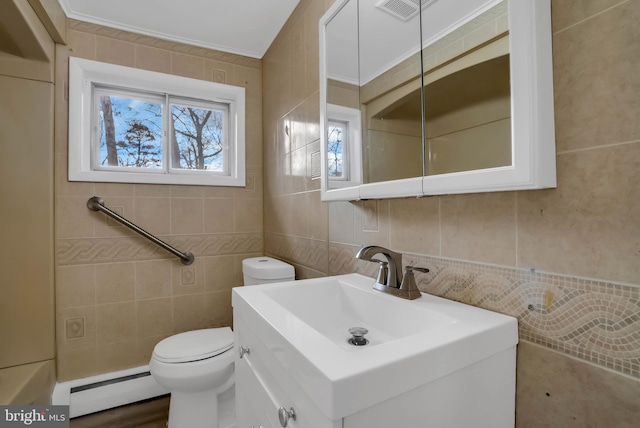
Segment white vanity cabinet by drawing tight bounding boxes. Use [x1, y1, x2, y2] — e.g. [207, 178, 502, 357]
[232, 275, 518, 428]
[234, 309, 516, 428]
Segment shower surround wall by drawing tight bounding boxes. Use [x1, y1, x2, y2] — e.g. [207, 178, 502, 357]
[0, 0, 59, 405]
[262, 0, 639, 426]
[55, 20, 263, 381]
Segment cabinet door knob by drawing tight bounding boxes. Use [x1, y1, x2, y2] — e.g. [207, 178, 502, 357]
[278, 406, 296, 427]
[238, 346, 250, 359]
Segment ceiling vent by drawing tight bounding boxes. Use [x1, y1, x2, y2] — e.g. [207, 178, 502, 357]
[375, 0, 439, 21]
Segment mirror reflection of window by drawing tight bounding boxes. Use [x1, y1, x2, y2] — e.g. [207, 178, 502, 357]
[328, 120, 348, 180]
[326, 103, 362, 188]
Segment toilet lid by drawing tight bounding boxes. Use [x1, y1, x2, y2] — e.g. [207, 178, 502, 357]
[152, 327, 234, 363]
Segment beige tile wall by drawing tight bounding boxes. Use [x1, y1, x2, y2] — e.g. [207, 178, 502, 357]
[55, 20, 263, 381]
[262, 0, 639, 425]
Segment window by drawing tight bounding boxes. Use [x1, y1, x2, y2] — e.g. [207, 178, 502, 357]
[326, 103, 362, 188]
[327, 120, 348, 179]
[69, 57, 245, 186]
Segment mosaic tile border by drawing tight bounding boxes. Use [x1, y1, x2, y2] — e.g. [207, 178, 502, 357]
[329, 243, 640, 379]
[264, 232, 328, 273]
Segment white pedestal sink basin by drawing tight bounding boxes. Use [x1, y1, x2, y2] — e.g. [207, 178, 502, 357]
[232, 273, 518, 426]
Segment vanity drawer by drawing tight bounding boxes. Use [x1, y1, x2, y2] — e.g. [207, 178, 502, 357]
[235, 358, 282, 428]
[235, 313, 298, 428]
[234, 311, 338, 428]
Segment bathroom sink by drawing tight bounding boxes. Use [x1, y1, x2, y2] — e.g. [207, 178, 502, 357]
[260, 276, 457, 349]
[232, 273, 518, 420]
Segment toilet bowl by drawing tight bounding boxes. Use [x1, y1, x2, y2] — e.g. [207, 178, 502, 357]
[149, 257, 294, 428]
[150, 328, 235, 428]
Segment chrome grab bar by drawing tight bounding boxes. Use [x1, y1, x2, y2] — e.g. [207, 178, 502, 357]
[87, 196, 194, 265]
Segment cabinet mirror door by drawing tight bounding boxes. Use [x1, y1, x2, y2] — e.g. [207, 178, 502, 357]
[321, 0, 362, 200]
[357, 0, 424, 186]
[321, 0, 425, 200]
[418, 0, 556, 195]
[320, 0, 556, 201]
[420, 0, 510, 177]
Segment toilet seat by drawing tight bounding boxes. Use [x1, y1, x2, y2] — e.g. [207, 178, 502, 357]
[152, 327, 234, 363]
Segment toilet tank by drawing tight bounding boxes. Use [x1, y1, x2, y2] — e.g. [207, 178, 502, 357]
[242, 257, 295, 286]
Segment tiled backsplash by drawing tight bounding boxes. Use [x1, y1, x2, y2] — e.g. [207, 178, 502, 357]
[409, 254, 640, 379]
[326, 243, 640, 380]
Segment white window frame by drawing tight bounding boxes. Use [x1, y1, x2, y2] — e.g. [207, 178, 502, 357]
[69, 57, 245, 187]
[325, 103, 362, 188]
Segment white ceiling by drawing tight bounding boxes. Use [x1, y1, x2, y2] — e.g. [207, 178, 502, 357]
[56, 0, 300, 59]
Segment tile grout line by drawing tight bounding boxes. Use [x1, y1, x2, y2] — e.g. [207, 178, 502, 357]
[552, 0, 630, 36]
[438, 196, 442, 257]
[514, 192, 519, 269]
[556, 139, 640, 156]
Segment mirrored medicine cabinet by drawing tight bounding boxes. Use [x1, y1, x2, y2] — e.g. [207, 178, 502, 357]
[319, 0, 556, 201]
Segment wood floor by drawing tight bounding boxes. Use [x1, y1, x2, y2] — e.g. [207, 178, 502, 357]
[70, 396, 169, 428]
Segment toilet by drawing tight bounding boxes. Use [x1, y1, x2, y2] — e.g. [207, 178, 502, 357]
[149, 256, 294, 428]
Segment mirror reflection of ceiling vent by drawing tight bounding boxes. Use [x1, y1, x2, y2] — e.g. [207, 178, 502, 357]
[375, 0, 439, 21]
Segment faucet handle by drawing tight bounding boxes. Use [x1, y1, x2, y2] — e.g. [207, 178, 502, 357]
[405, 266, 429, 274]
[398, 266, 429, 299]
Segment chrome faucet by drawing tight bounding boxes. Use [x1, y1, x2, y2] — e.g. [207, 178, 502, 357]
[355, 246, 428, 300]
[355, 245, 403, 288]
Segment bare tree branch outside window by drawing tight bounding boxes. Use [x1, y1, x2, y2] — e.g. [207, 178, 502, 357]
[327, 124, 345, 178]
[171, 105, 224, 171]
[97, 91, 226, 173]
[100, 96, 118, 166]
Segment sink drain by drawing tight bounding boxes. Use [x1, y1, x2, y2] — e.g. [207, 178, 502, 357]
[348, 337, 369, 346]
[348, 327, 369, 346]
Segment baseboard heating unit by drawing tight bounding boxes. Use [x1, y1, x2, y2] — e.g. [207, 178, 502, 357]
[52, 365, 169, 418]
